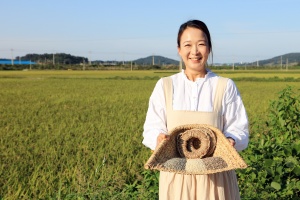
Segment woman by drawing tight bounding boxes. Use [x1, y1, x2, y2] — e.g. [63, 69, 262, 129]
[142, 20, 249, 200]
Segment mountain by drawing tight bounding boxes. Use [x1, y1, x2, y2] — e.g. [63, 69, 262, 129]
[249, 53, 300, 66]
[18, 53, 88, 64]
[133, 53, 300, 67]
[4, 52, 298, 67]
[133, 55, 179, 65]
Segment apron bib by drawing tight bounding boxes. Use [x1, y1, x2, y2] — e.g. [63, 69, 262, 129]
[159, 77, 240, 200]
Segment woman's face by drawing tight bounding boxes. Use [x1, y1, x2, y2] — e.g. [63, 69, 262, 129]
[178, 27, 210, 73]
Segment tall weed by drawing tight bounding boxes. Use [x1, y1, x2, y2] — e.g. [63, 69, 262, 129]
[239, 86, 300, 199]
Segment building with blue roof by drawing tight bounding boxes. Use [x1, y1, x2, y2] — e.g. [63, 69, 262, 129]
[0, 59, 36, 65]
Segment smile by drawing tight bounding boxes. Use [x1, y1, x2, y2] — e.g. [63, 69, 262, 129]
[190, 57, 202, 61]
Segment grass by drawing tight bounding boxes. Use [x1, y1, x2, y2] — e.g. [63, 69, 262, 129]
[0, 70, 300, 199]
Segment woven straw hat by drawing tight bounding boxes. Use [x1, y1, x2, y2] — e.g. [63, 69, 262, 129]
[144, 124, 247, 175]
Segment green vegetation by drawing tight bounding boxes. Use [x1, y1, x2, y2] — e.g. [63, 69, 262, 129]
[2, 52, 300, 70]
[239, 86, 300, 199]
[18, 53, 88, 65]
[0, 70, 299, 199]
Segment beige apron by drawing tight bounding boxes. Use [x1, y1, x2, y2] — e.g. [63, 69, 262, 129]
[159, 77, 240, 200]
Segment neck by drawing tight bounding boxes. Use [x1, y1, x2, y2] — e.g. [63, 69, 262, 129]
[184, 69, 207, 81]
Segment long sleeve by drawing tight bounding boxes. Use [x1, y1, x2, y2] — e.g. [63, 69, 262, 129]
[142, 79, 168, 150]
[222, 79, 249, 151]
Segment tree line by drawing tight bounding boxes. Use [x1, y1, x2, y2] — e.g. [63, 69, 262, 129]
[17, 53, 89, 65]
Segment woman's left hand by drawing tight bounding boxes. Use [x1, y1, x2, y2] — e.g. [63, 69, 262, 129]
[227, 137, 236, 146]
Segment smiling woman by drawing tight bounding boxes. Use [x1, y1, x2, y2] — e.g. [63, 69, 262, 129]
[177, 21, 212, 80]
[142, 20, 249, 200]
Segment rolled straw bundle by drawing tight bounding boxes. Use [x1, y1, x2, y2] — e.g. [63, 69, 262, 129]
[144, 124, 247, 175]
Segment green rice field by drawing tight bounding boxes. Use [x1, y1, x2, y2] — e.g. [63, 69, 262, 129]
[0, 70, 299, 199]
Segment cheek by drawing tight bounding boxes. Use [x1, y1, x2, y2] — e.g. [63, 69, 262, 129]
[202, 47, 210, 57]
[178, 49, 187, 57]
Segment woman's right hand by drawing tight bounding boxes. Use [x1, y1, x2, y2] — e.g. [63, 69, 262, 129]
[156, 133, 169, 149]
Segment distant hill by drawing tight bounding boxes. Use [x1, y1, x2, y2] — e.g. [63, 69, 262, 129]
[133, 55, 179, 65]
[3, 52, 298, 67]
[18, 53, 88, 65]
[249, 53, 300, 66]
[131, 53, 300, 66]
[92, 55, 179, 66]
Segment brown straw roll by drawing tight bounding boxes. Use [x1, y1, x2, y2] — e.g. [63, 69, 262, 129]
[144, 124, 247, 175]
[177, 129, 209, 159]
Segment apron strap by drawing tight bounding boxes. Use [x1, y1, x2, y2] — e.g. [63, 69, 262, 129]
[213, 77, 229, 112]
[162, 77, 173, 113]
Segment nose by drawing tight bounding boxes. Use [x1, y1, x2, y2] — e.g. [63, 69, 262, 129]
[191, 44, 198, 55]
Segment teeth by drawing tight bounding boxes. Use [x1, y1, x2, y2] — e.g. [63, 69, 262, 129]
[190, 58, 201, 60]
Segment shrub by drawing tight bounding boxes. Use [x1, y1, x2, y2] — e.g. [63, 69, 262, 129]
[120, 170, 159, 200]
[239, 86, 300, 199]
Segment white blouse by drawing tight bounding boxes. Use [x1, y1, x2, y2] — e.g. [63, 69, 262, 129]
[142, 70, 249, 151]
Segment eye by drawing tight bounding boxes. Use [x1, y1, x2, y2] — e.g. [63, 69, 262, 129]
[184, 44, 191, 47]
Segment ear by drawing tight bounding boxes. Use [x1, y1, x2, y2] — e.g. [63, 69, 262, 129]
[177, 46, 181, 56]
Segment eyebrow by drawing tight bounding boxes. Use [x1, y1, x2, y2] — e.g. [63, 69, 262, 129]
[182, 39, 206, 44]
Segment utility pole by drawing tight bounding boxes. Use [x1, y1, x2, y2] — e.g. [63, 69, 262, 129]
[280, 56, 282, 70]
[286, 58, 288, 70]
[232, 55, 235, 70]
[179, 58, 182, 71]
[11, 49, 14, 66]
[131, 61, 133, 71]
[152, 54, 154, 65]
[53, 53, 55, 65]
[89, 51, 92, 65]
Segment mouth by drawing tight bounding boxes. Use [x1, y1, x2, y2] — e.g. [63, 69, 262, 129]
[189, 57, 202, 62]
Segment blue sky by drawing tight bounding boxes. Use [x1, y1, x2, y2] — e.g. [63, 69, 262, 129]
[1, 0, 299, 63]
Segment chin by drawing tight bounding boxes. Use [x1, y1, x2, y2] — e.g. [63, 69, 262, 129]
[187, 63, 205, 70]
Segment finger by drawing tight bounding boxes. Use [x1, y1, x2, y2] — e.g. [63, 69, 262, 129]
[227, 138, 235, 146]
[161, 134, 169, 139]
[156, 134, 169, 148]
